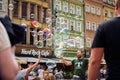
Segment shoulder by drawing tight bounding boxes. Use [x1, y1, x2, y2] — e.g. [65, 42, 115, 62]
[19, 69, 27, 74]
[72, 59, 77, 62]
[38, 69, 44, 72]
[82, 58, 89, 63]
[15, 69, 27, 79]
[0, 21, 11, 51]
[71, 59, 77, 64]
[99, 17, 118, 30]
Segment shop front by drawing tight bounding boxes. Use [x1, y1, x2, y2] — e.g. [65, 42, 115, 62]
[15, 44, 62, 64]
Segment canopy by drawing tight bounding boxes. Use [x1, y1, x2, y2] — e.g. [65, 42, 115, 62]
[15, 57, 62, 64]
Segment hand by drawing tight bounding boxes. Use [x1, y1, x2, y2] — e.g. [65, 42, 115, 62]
[59, 55, 64, 60]
[37, 55, 41, 63]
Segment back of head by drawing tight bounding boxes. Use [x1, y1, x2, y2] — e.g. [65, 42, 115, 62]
[48, 73, 55, 80]
[32, 76, 40, 80]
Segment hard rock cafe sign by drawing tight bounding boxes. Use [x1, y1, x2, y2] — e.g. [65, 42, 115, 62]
[15, 44, 52, 58]
[21, 49, 50, 57]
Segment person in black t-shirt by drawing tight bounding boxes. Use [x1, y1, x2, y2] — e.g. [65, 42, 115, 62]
[88, 0, 120, 80]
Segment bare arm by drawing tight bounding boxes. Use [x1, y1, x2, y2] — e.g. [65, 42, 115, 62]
[0, 47, 19, 80]
[60, 56, 72, 66]
[88, 48, 104, 80]
[0, 21, 19, 80]
[26, 55, 41, 73]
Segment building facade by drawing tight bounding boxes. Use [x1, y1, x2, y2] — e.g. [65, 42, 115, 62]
[8, 0, 54, 61]
[53, 0, 84, 59]
[84, 0, 115, 57]
[84, 0, 103, 57]
[0, 0, 8, 15]
[6, 0, 115, 62]
[103, 0, 115, 21]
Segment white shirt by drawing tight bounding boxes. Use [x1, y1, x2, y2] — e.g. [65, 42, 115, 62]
[38, 69, 44, 79]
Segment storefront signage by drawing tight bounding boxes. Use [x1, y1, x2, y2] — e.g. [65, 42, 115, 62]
[21, 49, 50, 57]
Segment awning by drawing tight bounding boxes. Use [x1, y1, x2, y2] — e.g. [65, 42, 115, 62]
[15, 57, 62, 63]
[16, 57, 27, 64]
[64, 57, 77, 61]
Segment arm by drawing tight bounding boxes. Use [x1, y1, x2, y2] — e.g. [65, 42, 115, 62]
[60, 56, 72, 66]
[26, 55, 41, 73]
[0, 47, 19, 80]
[88, 48, 104, 80]
[0, 21, 18, 80]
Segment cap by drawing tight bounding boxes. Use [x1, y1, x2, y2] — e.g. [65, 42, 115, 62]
[12, 23, 25, 45]
[0, 14, 25, 46]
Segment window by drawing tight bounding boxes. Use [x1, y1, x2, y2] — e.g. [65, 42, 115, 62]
[86, 21, 91, 30]
[37, 6, 40, 21]
[85, 4, 90, 12]
[91, 6, 95, 14]
[30, 4, 35, 20]
[81, 38, 84, 48]
[104, 10, 108, 17]
[77, 22, 81, 32]
[68, 39, 75, 47]
[60, 17, 64, 25]
[86, 38, 91, 47]
[76, 37, 81, 48]
[37, 28, 41, 41]
[96, 7, 101, 15]
[22, 2, 27, 19]
[22, 28, 26, 44]
[56, 0, 61, 10]
[110, 12, 114, 18]
[63, 19, 68, 29]
[0, 0, 2, 10]
[96, 24, 99, 30]
[70, 4, 75, 14]
[92, 22, 96, 31]
[30, 28, 34, 45]
[76, 38, 84, 48]
[56, 18, 60, 27]
[70, 20, 75, 30]
[43, 8, 47, 23]
[76, 6, 81, 16]
[63, 2, 68, 12]
[13, 0, 19, 17]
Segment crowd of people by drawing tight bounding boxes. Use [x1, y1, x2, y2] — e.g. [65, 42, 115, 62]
[4, 50, 106, 80]
[18, 58, 64, 80]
